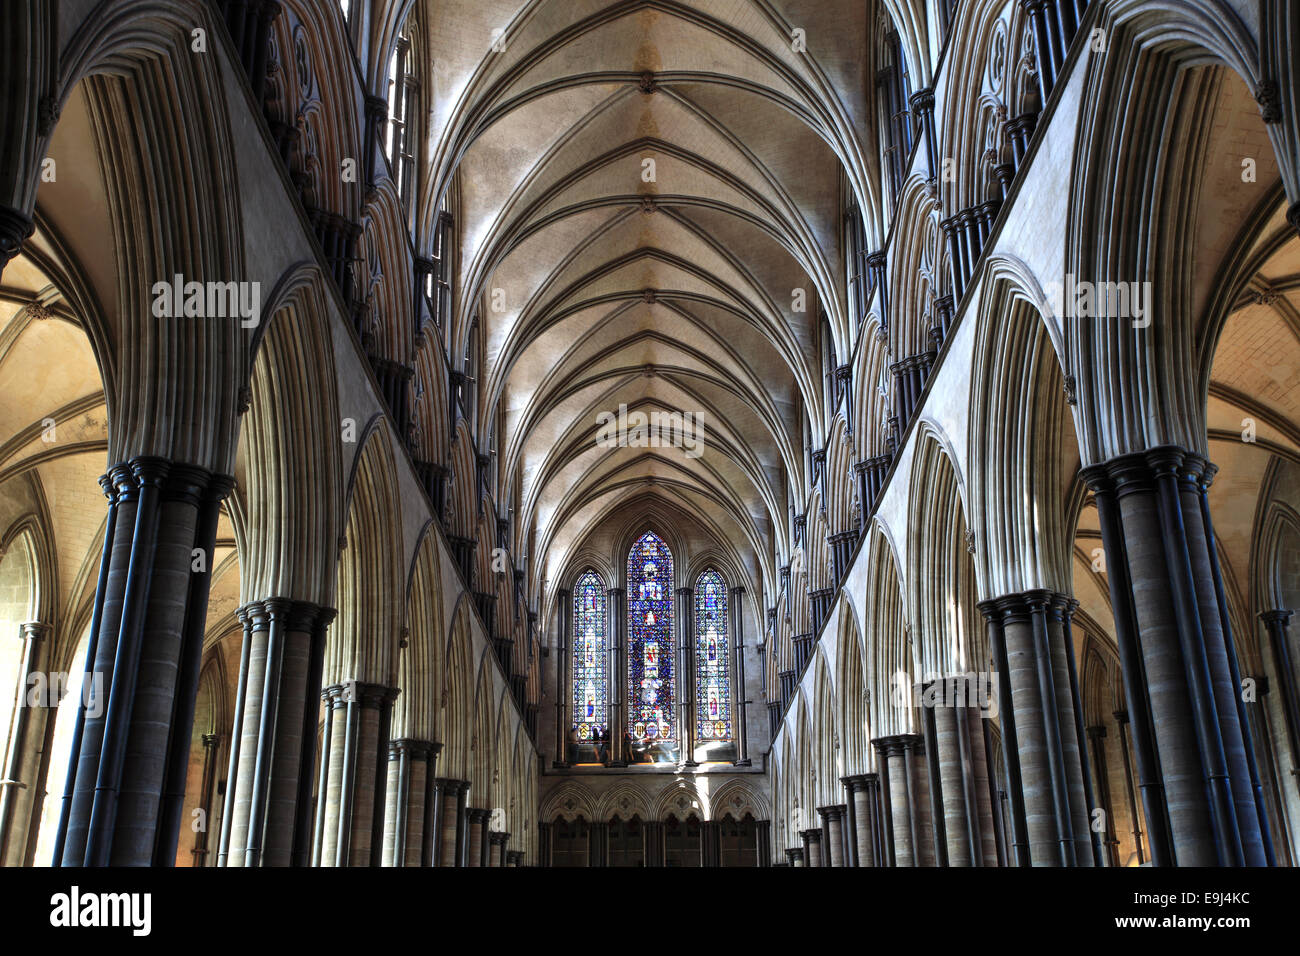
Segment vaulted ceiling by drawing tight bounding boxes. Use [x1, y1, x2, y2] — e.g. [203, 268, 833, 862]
[423, 0, 876, 590]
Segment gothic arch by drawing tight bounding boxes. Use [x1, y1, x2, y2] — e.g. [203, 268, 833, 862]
[328, 423, 404, 687]
[239, 271, 344, 606]
[968, 261, 1077, 599]
[394, 523, 443, 742]
[906, 424, 977, 677]
[441, 595, 476, 780]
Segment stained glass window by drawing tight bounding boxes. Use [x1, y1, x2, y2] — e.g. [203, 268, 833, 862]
[627, 531, 674, 749]
[694, 569, 732, 742]
[572, 571, 607, 741]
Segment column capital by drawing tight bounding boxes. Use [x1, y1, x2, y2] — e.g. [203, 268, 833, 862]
[17, 621, 50, 641]
[840, 773, 878, 792]
[908, 87, 935, 113]
[1260, 609, 1294, 626]
[0, 207, 35, 268]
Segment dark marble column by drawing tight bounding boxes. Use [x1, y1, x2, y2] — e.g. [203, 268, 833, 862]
[1260, 610, 1300, 794]
[910, 87, 937, 180]
[817, 805, 847, 866]
[1083, 449, 1271, 866]
[554, 589, 570, 767]
[875, 735, 930, 866]
[785, 846, 803, 867]
[1086, 726, 1121, 866]
[1112, 710, 1145, 865]
[187, 733, 221, 867]
[316, 681, 399, 867]
[677, 587, 696, 766]
[537, 821, 554, 867]
[467, 807, 490, 867]
[842, 774, 880, 866]
[228, 599, 335, 868]
[608, 588, 627, 765]
[490, 830, 510, 866]
[643, 821, 665, 866]
[434, 778, 466, 867]
[730, 586, 751, 765]
[983, 591, 1094, 866]
[0, 621, 48, 865]
[800, 827, 823, 867]
[701, 820, 721, 867]
[381, 739, 435, 867]
[57, 460, 233, 867]
[756, 819, 772, 866]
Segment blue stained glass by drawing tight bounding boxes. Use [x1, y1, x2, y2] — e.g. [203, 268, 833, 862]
[572, 571, 607, 739]
[695, 569, 732, 742]
[627, 531, 674, 746]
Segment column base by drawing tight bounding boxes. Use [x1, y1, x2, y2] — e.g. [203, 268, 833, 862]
[733, 758, 752, 767]
[552, 760, 569, 769]
[679, 760, 699, 768]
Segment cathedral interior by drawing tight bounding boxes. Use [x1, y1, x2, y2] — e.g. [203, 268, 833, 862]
[0, 0, 1298, 882]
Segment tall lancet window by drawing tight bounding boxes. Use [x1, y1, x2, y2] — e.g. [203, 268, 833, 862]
[628, 532, 674, 752]
[694, 569, 731, 743]
[572, 571, 607, 744]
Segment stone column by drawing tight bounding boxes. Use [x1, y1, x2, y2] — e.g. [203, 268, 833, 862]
[1082, 449, 1270, 866]
[228, 600, 335, 867]
[785, 846, 803, 867]
[381, 739, 435, 866]
[1086, 726, 1121, 866]
[316, 681, 399, 867]
[434, 778, 465, 866]
[454, 781, 470, 866]
[57, 461, 233, 867]
[842, 775, 877, 866]
[799, 828, 822, 867]
[1260, 610, 1300, 787]
[1113, 710, 1146, 865]
[756, 819, 772, 866]
[677, 587, 696, 765]
[730, 586, 750, 765]
[0, 620, 49, 866]
[189, 734, 221, 867]
[467, 807, 489, 867]
[490, 830, 510, 866]
[701, 820, 721, 867]
[217, 608, 253, 867]
[982, 593, 1094, 866]
[608, 587, 627, 765]
[910, 87, 937, 179]
[643, 821, 664, 866]
[876, 736, 910, 866]
[817, 805, 847, 866]
[905, 735, 937, 867]
[553, 588, 570, 767]
[537, 821, 553, 867]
